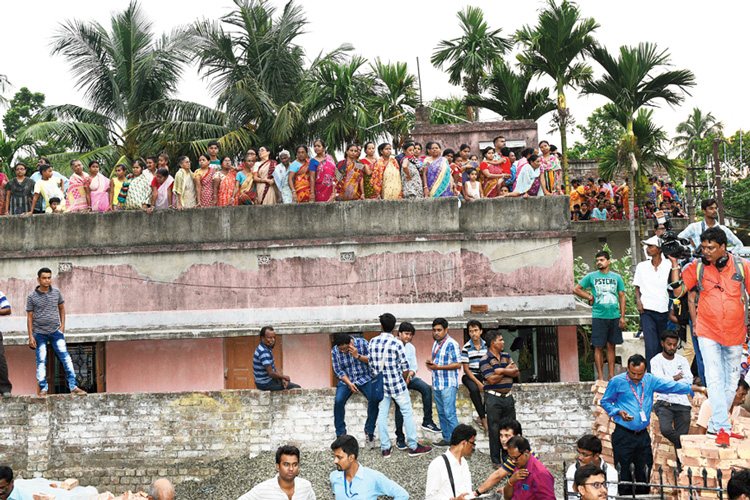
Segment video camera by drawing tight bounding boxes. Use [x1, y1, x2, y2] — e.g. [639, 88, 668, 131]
[658, 216, 694, 260]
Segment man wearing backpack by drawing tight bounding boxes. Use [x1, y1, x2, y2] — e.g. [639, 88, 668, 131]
[670, 226, 750, 446]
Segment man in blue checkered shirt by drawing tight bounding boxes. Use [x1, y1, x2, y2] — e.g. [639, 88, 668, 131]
[331, 333, 380, 447]
[678, 198, 744, 254]
[0, 289, 12, 397]
[425, 317, 461, 447]
[368, 313, 431, 458]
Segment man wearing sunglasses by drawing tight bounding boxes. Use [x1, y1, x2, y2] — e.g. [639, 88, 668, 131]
[573, 464, 608, 500]
[502, 436, 555, 500]
[425, 424, 476, 500]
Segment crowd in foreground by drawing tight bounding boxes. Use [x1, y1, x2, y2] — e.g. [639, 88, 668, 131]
[0, 136, 577, 215]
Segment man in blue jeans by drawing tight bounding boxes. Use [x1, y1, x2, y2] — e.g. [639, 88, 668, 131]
[331, 333, 380, 447]
[26, 267, 85, 396]
[425, 317, 461, 447]
[394, 322, 441, 450]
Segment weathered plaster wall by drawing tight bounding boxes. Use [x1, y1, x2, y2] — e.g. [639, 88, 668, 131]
[411, 118, 539, 154]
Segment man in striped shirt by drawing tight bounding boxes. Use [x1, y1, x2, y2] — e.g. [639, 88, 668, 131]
[253, 326, 300, 391]
[480, 330, 518, 467]
[0, 289, 11, 397]
[369, 313, 431, 458]
[425, 317, 461, 447]
[26, 267, 85, 396]
[331, 333, 379, 446]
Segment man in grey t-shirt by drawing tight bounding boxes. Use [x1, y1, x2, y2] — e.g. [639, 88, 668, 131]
[26, 267, 85, 396]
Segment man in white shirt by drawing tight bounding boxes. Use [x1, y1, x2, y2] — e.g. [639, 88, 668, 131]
[425, 424, 476, 500]
[650, 331, 707, 455]
[565, 435, 618, 500]
[236, 445, 316, 500]
[633, 236, 672, 371]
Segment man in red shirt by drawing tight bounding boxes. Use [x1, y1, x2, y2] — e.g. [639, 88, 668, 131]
[502, 436, 555, 500]
[671, 226, 750, 445]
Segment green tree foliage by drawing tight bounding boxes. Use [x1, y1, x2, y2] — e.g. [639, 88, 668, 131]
[465, 61, 556, 121]
[3, 87, 45, 138]
[427, 96, 469, 125]
[673, 108, 723, 160]
[431, 6, 511, 122]
[369, 60, 418, 149]
[516, 0, 599, 195]
[568, 107, 624, 159]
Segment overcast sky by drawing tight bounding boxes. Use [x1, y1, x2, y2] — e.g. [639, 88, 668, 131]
[1, 0, 747, 148]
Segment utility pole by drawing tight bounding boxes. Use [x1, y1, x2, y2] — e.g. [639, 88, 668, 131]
[686, 156, 695, 221]
[712, 138, 725, 225]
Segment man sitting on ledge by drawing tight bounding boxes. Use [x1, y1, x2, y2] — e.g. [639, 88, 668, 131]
[253, 326, 300, 391]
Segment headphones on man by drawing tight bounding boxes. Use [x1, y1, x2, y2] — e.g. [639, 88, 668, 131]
[701, 254, 729, 268]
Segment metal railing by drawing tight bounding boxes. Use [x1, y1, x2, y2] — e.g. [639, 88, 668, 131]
[562, 461, 734, 500]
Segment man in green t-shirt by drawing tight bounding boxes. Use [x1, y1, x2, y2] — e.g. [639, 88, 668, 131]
[574, 250, 627, 381]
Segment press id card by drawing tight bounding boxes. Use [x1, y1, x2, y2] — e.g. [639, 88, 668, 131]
[640, 410, 647, 421]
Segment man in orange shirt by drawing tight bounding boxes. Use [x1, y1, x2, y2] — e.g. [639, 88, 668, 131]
[671, 226, 750, 446]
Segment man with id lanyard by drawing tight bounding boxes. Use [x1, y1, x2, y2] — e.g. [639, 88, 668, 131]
[600, 354, 694, 495]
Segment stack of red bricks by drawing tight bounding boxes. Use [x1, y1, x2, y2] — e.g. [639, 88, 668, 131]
[677, 417, 750, 500]
[591, 381, 750, 500]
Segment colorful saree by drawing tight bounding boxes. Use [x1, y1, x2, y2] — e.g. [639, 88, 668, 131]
[196, 167, 215, 207]
[290, 160, 311, 202]
[122, 174, 151, 210]
[217, 170, 237, 206]
[0, 173, 7, 214]
[334, 160, 365, 201]
[540, 154, 562, 195]
[379, 157, 402, 199]
[255, 159, 279, 205]
[425, 157, 453, 198]
[65, 172, 91, 212]
[480, 161, 505, 198]
[89, 173, 110, 212]
[312, 154, 336, 202]
[236, 171, 256, 205]
[361, 158, 382, 199]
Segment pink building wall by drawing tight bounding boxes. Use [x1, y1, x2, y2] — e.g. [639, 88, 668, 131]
[105, 338, 224, 393]
[5, 346, 39, 395]
[283, 333, 337, 389]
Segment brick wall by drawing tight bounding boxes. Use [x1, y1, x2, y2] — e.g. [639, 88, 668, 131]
[0, 383, 594, 491]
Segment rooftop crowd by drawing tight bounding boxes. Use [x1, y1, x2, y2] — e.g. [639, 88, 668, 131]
[0, 136, 575, 216]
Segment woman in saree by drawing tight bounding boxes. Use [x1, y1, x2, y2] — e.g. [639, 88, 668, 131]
[421, 141, 455, 198]
[3, 163, 34, 215]
[214, 155, 238, 207]
[333, 144, 365, 201]
[505, 154, 544, 198]
[236, 152, 257, 206]
[289, 145, 311, 203]
[88, 160, 110, 212]
[193, 153, 215, 207]
[376, 143, 401, 199]
[400, 141, 423, 199]
[0, 170, 7, 215]
[173, 156, 197, 210]
[121, 160, 151, 210]
[253, 146, 280, 205]
[309, 140, 336, 203]
[539, 140, 562, 195]
[147, 167, 174, 212]
[479, 146, 506, 198]
[65, 159, 91, 212]
[360, 142, 381, 199]
[274, 150, 294, 204]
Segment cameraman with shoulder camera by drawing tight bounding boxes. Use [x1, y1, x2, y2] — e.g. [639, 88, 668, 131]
[669, 226, 750, 446]
[678, 199, 744, 254]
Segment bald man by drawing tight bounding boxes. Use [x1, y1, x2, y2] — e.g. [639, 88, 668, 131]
[149, 478, 175, 500]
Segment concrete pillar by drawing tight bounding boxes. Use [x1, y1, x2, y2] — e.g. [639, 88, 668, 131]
[557, 325, 579, 382]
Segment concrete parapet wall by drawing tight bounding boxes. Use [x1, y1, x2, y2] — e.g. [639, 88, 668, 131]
[0, 383, 593, 491]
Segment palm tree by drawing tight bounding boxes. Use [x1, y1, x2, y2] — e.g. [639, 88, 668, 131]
[0, 75, 10, 108]
[515, 0, 599, 194]
[582, 42, 695, 266]
[369, 60, 418, 149]
[465, 61, 556, 121]
[673, 107, 723, 159]
[304, 55, 381, 153]
[431, 6, 512, 122]
[18, 1, 217, 174]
